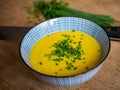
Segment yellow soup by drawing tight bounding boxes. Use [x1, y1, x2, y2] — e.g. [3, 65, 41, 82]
[30, 30, 101, 76]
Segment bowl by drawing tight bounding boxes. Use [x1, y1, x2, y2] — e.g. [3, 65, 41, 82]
[19, 17, 110, 86]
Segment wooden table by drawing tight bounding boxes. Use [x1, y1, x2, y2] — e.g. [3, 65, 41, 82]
[0, 0, 120, 90]
[0, 40, 120, 90]
[0, 0, 120, 26]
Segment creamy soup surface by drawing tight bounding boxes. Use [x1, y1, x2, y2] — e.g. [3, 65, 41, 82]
[30, 30, 101, 76]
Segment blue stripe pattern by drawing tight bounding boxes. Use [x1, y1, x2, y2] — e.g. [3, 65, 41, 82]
[20, 17, 110, 86]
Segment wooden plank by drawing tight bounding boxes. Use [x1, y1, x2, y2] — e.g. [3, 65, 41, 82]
[0, 0, 120, 89]
[0, 0, 120, 27]
[0, 40, 120, 90]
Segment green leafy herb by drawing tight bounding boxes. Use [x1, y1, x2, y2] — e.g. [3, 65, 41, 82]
[55, 72, 58, 74]
[73, 42, 76, 44]
[81, 34, 84, 37]
[83, 57, 86, 60]
[71, 59, 76, 63]
[72, 30, 76, 32]
[73, 67, 77, 70]
[27, 7, 33, 14]
[28, 0, 115, 27]
[83, 62, 86, 64]
[73, 35, 75, 38]
[55, 63, 59, 66]
[44, 33, 85, 71]
[66, 61, 69, 65]
[39, 62, 43, 65]
[85, 66, 89, 70]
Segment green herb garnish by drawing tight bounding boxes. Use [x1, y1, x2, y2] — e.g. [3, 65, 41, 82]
[83, 57, 86, 60]
[83, 62, 86, 64]
[55, 72, 58, 74]
[81, 34, 84, 37]
[27, 7, 33, 14]
[27, 0, 115, 27]
[59, 69, 62, 71]
[73, 35, 75, 38]
[44, 33, 85, 71]
[73, 42, 76, 44]
[72, 30, 76, 32]
[85, 66, 89, 70]
[55, 63, 59, 66]
[39, 62, 43, 65]
[73, 67, 77, 70]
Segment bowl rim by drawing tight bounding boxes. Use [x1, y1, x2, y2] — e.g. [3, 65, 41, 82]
[19, 17, 111, 78]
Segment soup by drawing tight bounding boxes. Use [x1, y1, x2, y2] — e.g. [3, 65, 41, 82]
[30, 30, 101, 76]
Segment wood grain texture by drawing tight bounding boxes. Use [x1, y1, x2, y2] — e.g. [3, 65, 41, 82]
[0, 40, 120, 90]
[0, 0, 120, 27]
[0, 0, 120, 89]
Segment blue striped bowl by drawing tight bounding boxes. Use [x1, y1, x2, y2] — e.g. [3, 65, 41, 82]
[20, 17, 110, 86]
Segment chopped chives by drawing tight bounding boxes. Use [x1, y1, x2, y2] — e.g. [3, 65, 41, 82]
[39, 62, 43, 65]
[47, 35, 50, 37]
[81, 34, 84, 37]
[55, 72, 58, 74]
[44, 33, 85, 71]
[66, 61, 69, 65]
[72, 30, 76, 32]
[72, 59, 76, 63]
[73, 42, 76, 44]
[78, 41, 81, 43]
[59, 69, 62, 71]
[98, 49, 101, 52]
[70, 40, 72, 43]
[73, 67, 77, 70]
[56, 63, 59, 65]
[83, 57, 85, 60]
[85, 66, 89, 70]
[83, 62, 86, 64]
[73, 35, 75, 38]
[65, 66, 72, 70]
[80, 38, 83, 40]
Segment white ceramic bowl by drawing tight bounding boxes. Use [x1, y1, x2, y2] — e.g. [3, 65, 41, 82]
[20, 17, 110, 86]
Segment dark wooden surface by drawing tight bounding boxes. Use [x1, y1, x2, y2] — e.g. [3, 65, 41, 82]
[0, 40, 120, 90]
[0, 0, 120, 90]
